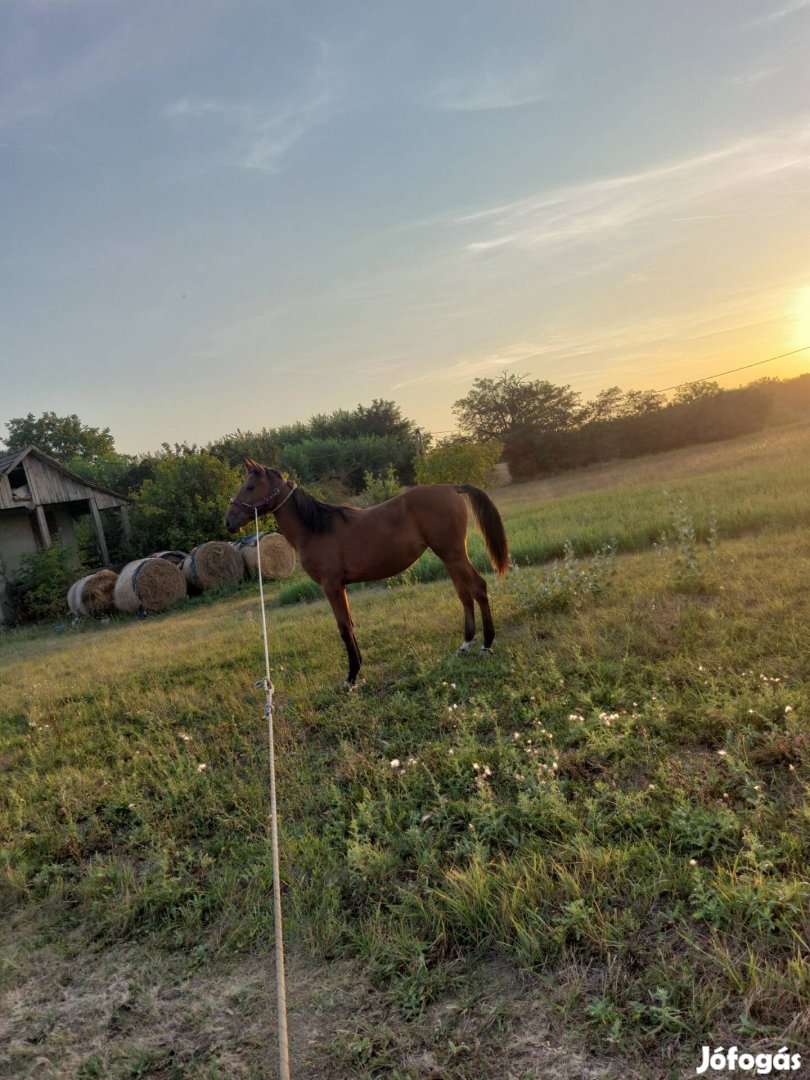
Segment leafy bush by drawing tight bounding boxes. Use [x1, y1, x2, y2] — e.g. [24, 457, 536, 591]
[356, 466, 402, 507]
[414, 437, 503, 487]
[281, 435, 416, 493]
[7, 543, 79, 623]
[129, 452, 243, 553]
[208, 400, 422, 487]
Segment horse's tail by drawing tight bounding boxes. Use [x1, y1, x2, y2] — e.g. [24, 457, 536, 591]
[455, 485, 510, 576]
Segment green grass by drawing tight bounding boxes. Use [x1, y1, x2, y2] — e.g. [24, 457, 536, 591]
[282, 421, 810, 595]
[2, 425, 810, 1076]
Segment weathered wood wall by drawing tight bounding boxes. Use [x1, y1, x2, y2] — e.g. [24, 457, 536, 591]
[0, 455, 124, 511]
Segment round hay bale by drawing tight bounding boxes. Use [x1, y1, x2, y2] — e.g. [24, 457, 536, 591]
[182, 541, 244, 592]
[235, 533, 296, 579]
[151, 550, 188, 566]
[67, 569, 118, 618]
[67, 578, 82, 616]
[114, 558, 187, 614]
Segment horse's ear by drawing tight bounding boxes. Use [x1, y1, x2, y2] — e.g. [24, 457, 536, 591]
[243, 457, 257, 472]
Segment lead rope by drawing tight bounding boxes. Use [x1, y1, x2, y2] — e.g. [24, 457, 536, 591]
[254, 509, 291, 1080]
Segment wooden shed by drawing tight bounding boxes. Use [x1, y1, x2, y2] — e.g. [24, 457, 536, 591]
[0, 445, 131, 622]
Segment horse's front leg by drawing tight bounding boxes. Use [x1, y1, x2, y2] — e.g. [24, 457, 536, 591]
[324, 584, 362, 686]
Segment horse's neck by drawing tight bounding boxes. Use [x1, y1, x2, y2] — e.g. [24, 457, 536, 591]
[272, 502, 306, 550]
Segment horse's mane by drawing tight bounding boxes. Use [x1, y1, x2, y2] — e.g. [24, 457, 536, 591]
[290, 487, 349, 534]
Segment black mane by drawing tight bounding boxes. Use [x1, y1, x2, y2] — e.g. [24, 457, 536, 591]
[290, 487, 349, 534]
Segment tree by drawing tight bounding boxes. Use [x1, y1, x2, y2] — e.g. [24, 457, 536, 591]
[453, 371, 581, 441]
[129, 453, 244, 554]
[583, 386, 666, 423]
[582, 386, 627, 424]
[671, 381, 722, 406]
[207, 400, 423, 486]
[621, 389, 665, 416]
[415, 437, 503, 487]
[4, 412, 115, 462]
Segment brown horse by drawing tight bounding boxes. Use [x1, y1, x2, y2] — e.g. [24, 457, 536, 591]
[225, 460, 509, 685]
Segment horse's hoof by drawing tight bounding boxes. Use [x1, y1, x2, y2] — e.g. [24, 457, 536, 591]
[479, 646, 493, 657]
[458, 641, 473, 655]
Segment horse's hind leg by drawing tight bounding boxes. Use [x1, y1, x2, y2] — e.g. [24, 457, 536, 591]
[471, 568, 495, 652]
[324, 585, 362, 686]
[442, 558, 477, 653]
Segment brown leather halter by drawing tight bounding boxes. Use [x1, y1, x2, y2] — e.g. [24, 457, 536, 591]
[229, 480, 297, 518]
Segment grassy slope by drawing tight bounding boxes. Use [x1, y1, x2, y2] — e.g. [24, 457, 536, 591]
[2, 424, 810, 1078]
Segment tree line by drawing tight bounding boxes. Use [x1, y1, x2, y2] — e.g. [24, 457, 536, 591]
[4, 371, 810, 566]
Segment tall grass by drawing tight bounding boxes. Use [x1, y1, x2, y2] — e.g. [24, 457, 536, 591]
[2, 427, 809, 1074]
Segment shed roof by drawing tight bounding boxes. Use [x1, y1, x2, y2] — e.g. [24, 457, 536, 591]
[0, 445, 129, 502]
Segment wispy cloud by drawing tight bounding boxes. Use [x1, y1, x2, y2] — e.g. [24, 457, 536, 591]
[452, 121, 810, 259]
[393, 282, 796, 394]
[739, 0, 810, 29]
[426, 66, 556, 112]
[166, 56, 338, 174]
[393, 341, 547, 390]
[723, 67, 782, 87]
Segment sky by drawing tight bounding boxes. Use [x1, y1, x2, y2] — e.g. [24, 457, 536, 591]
[2, 0, 810, 455]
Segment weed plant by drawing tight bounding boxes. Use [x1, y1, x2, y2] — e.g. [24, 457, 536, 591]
[658, 496, 718, 592]
[505, 539, 617, 615]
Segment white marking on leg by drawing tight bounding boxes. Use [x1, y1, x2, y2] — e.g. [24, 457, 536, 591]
[479, 646, 493, 656]
[459, 640, 472, 654]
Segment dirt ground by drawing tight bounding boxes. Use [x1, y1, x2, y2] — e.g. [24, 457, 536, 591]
[0, 913, 649, 1080]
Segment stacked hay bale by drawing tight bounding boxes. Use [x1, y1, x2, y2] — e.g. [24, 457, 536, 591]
[151, 550, 188, 566]
[233, 533, 296, 579]
[182, 541, 244, 593]
[114, 558, 187, 614]
[67, 570, 118, 618]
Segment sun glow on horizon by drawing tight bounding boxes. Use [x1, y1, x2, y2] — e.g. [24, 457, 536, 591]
[789, 285, 810, 353]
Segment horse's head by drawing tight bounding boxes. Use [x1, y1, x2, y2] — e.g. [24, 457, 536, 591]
[225, 459, 288, 532]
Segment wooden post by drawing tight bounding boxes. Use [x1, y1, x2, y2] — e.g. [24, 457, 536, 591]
[35, 505, 52, 549]
[89, 499, 111, 567]
[119, 503, 132, 544]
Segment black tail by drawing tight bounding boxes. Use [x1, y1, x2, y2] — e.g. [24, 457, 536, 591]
[456, 485, 510, 575]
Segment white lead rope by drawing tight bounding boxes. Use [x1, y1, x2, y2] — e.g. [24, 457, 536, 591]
[254, 509, 291, 1080]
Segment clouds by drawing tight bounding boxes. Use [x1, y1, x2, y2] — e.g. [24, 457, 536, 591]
[165, 45, 339, 174]
[426, 66, 557, 112]
[0, 1, 230, 129]
[451, 120, 810, 262]
[739, 0, 810, 29]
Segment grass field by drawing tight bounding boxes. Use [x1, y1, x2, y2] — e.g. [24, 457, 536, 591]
[2, 424, 810, 1078]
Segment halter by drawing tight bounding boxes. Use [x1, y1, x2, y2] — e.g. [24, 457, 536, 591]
[230, 480, 298, 518]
